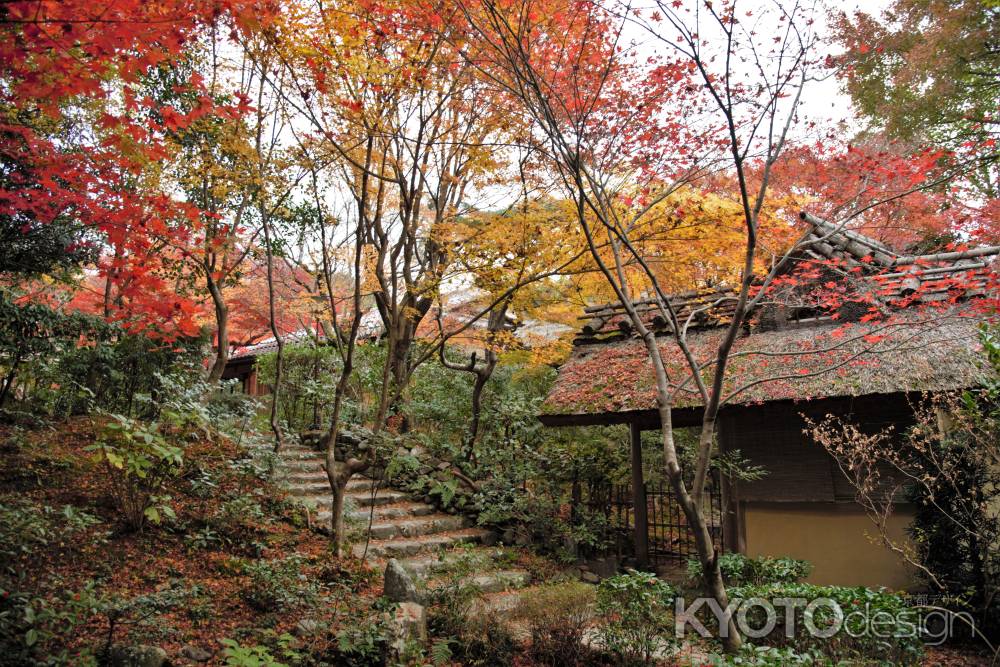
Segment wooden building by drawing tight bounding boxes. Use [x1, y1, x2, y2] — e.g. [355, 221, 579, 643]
[540, 216, 999, 589]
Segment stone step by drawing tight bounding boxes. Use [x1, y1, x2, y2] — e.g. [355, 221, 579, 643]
[281, 466, 328, 483]
[285, 477, 374, 497]
[346, 488, 408, 506]
[366, 514, 469, 540]
[439, 569, 531, 595]
[398, 547, 502, 578]
[299, 488, 410, 514]
[280, 446, 323, 458]
[355, 528, 496, 560]
[279, 458, 326, 471]
[347, 501, 436, 523]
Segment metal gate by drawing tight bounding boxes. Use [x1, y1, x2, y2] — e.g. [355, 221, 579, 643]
[589, 472, 725, 566]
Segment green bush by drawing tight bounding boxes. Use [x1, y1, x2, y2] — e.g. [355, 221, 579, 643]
[728, 583, 923, 665]
[85, 413, 183, 531]
[704, 645, 837, 666]
[596, 571, 675, 665]
[241, 556, 319, 613]
[687, 554, 813, 587]
[220, 638, 288, 667]
[0, 500, 102, 560]
[513, 581, 597, 666]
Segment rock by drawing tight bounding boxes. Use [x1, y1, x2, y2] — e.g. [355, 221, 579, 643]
[294, 618, 322, 637]
[409, 445, 427, 458]
[501, 528, 516, 545]
[384, 558, 420, 603]
[179, 645, 212, 663]
[581, 571, 601, 584]
[436, 461, 451, 471]
[590, 556, 619, 578]
[300, 430, 325, 449]
[108, 644, 168, 667]
[385, 601, 427, 659]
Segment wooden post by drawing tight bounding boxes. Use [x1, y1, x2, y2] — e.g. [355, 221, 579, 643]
[630, 422, 649, 568]
[716, 419, 745, 554]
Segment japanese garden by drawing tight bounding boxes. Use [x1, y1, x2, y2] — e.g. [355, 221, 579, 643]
[1, 0, 998, 665]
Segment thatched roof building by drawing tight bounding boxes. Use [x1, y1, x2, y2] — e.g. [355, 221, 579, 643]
[542, 214, 999, 427]
[540, 214, 999, 587]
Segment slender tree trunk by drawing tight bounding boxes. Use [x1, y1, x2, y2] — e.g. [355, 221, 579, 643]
[0, 355, 20, 407]
[659, 410, 741, 652]
[261, 214, 285, 451]
[465, 368, 489, 460]
[206, 277, 229, 384]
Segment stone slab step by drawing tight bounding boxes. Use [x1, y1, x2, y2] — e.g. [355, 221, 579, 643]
[347, 501, 436, 523]
[398, 547, 504, 578]
[354, 528, 496, 560]
[285, 477, 374, 496]
[345, 487, 408, 506]
[442, 569, 531, 595]
[280, 444, 323, 453]
[279, 458, 326, 471]
[282, 470, 328, 483]
[367, 514, 470, 540]
[299, 488, 410, 515]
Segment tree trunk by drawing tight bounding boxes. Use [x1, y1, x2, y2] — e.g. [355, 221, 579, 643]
[206, 277, 229, 384]
[661, 421, 742, 652]
[261, 213, 284, 451]
[326, 461, 350, 557]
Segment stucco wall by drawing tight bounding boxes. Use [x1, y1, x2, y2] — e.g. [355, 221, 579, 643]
[743, 502, 919, 590]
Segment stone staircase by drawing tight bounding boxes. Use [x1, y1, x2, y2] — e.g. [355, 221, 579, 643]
[277, 442, 532, 595]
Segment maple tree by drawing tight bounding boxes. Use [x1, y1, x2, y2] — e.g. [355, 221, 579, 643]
[833, 0, 999, 199]
[1, 0, 275, 339]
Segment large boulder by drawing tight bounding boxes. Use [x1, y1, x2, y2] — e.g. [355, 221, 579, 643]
[383, 558, 419, 603]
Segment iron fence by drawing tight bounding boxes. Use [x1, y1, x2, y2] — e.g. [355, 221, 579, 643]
[588, 472, 725, 566]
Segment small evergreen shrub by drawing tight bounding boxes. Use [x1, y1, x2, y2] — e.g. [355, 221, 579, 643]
[704, 645, 836, 666]
[241, 556, 319, 612]
[596, 571, 676, 664]
[728, 583, 923, 665]
[687, 554, 813, 587]
[85, 414, 183, 531]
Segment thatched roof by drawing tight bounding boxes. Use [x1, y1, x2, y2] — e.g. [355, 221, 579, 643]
[543, 215, 1000, 426]
[541, 311, 994, 425]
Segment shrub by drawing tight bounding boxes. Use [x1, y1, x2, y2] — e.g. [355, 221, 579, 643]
[703, 645, 836, 666]
[85, 413, 183, 531]
[728, 583, 923, 665]
[220, 638, 288, 667]
[513, 581, 597, 666]
[241, 556, 319, 613]
[422, 550, 519, 666]
[0, 500, 102, 560]
[595, 571, 675, 665]
[687, 554, 813, 587]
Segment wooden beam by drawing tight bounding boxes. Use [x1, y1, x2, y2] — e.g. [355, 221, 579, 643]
[716, 417, 745, 554]
[630, 422, 649, 569]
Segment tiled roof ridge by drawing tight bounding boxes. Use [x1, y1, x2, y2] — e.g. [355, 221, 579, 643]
[574, 212, 999, 345]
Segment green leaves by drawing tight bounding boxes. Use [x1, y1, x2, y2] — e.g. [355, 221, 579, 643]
[220, 638, 289, 667]
[596, 571, 676, 663]
[85, 412, 184, 531]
